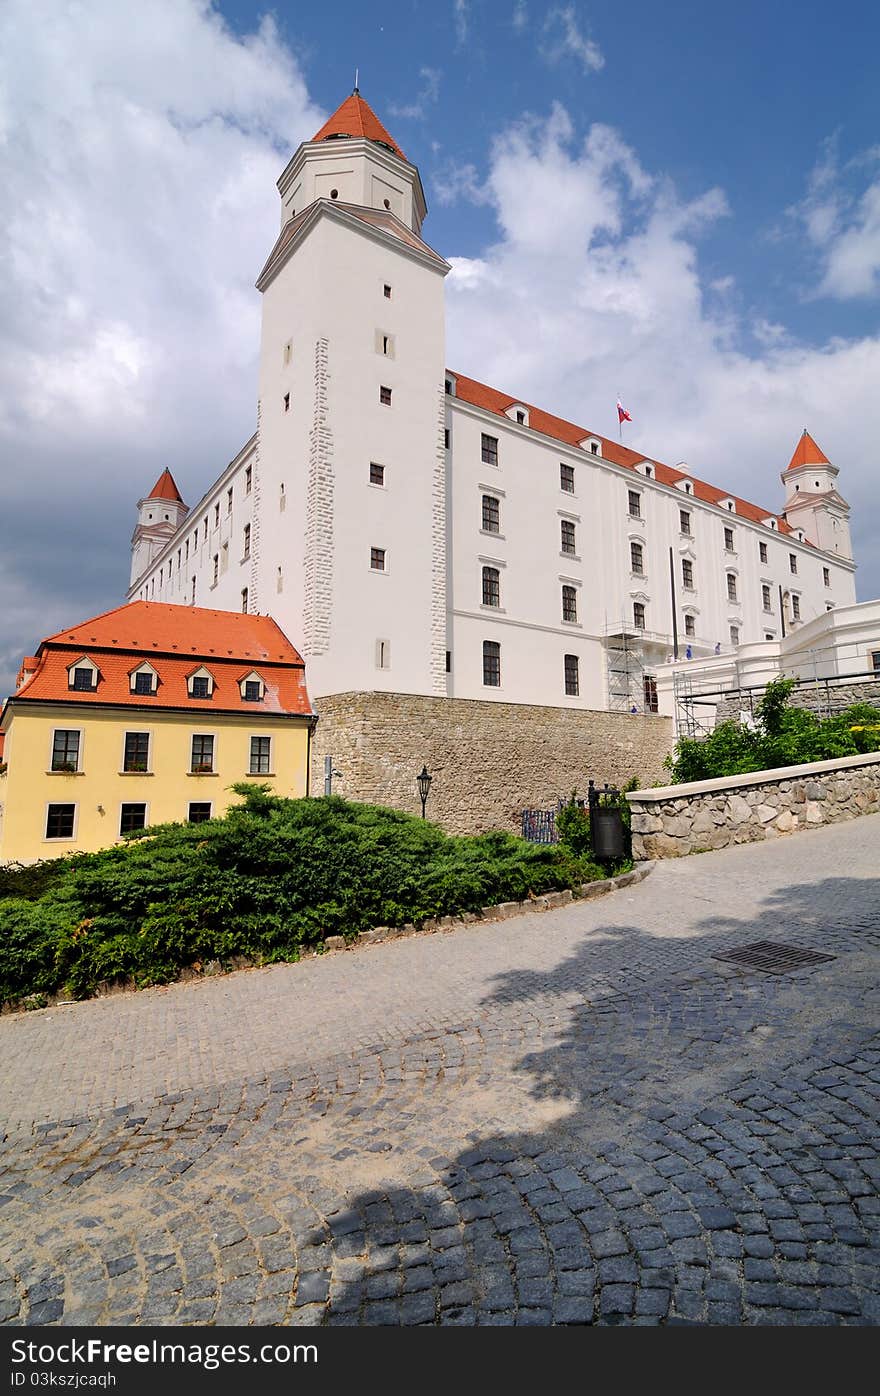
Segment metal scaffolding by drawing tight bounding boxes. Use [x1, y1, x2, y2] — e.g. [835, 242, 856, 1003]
[604, 621, 647, 714]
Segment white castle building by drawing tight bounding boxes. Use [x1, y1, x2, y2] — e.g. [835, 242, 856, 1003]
[129, 91, 857, 717]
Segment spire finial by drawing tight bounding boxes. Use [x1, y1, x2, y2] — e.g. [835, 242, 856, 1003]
[354, 67, 359, 94]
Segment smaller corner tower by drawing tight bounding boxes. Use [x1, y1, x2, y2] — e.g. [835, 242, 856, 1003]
[781, 430, 852, 560]
[130, 468, 188, 587]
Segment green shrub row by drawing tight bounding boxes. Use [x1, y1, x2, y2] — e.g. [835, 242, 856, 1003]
[668, 677, 880, 784]
[0, 785, 629, 1007]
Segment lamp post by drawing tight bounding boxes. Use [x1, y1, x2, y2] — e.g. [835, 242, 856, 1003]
[416, 764, 432, 819]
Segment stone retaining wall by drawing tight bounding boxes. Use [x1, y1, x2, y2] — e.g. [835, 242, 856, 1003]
[627, 750, 880, 859]
[714, 678, 880, 726]
[311, 691, 673, 835]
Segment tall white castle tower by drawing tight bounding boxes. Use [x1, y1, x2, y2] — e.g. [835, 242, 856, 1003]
[781, 430, 853, 560]
[130, 468, 188, 588]
[253, 90, 451, 698]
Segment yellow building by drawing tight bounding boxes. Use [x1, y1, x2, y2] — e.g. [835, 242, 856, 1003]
[0, 601, 316, 863]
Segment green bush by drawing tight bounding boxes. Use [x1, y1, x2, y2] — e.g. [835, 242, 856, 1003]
[668, 677, 880, 783]
[0, 786, 629, 1007]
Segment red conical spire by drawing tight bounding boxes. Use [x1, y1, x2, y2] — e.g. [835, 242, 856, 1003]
[312, 92, 406, 161]
[786, 430, 831, 471]
[147, 468, 184, 503]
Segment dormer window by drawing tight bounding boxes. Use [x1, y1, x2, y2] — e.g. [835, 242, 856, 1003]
[68, 657, 98, 692]
[506, 403, 529, 427]
[445, 374, 456, 396]
[580, 437, 601, 455]
[239, 672, 265, 702]
[635, 461, 655, 479]
[130, 663, 158, 696]
[675, 478, 694, 495]
[187, 666, 215, 699]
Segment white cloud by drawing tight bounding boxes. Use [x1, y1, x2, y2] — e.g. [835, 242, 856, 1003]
[540, 5, 604, 74]
[443, 107, 880, 600]
[513, 1, 529, 32]
[791, 137, 880, 299]
[389, 68, 442, 121]
[453, 1, 469, 47]
[0, 0, 323, 690]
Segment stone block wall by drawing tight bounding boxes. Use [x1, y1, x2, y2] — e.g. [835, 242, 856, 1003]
[627, 751, 880, 859]
[311, 691, 673, 835]
[714, 677, 880, 726]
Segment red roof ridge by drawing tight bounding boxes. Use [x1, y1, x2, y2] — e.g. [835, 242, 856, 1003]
[311, 92, 406, 162]
[148, 467, 185, 503]
[449, 369, 796, 537]
[786, 430, 831, 471]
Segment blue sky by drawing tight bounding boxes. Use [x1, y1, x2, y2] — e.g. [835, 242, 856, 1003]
[0, 0, 878, 693]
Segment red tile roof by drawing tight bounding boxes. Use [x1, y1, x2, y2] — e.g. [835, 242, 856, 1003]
[786, 430, 831, 471]
[10, 603, 313, 717]
[148, 468, 185, 503]
[450, 371, 798, 537]
[312, 93, 406, 161]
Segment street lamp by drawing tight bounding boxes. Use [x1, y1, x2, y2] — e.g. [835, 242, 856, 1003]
[416, 764, 432, 819]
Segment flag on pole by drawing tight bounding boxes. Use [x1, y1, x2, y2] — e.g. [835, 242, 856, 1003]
[617, 399, 632, 425]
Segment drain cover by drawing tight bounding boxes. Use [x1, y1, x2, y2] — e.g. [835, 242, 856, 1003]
[713, 940, 836, 974]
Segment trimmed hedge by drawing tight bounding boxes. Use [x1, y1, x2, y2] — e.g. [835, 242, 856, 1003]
[0, 785, 628, 1007]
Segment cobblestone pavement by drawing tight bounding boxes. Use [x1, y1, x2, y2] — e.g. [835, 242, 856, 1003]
[1, 818, 878, 1327]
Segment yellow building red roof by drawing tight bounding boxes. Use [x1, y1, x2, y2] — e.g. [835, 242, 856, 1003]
[312, 93, 406, 161]
[451, 371, 801, 537]
[10, 602, 313, 717]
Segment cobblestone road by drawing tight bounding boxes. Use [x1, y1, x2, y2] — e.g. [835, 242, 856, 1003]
[1, 818, 878, 1327]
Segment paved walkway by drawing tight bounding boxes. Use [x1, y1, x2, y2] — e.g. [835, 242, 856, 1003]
[0, 818, 878, 1326]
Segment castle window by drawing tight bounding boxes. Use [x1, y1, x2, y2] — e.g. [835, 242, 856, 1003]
[762, 584, 772, 611]
[283, 341, 292, 365]
[823, 567, 831, 587]
[759, 541, 768, 563]
[726, 573, 738, 603]
[51, 731, 80, 773]
[481, 434, 499, 466]
[214, 503, 220, 528]
[191, 734, 214, 772]
[212, 554, 219, 585]
[330, 188, 338, 199]
[203, 518, 208, 541]
[379, 385, 392, 406]
[590, 442, 599, 454]
[383, 284, 392, 299]
[243, 524, 251, 560]
[633, 602, 646, 630]
[370, 462, 385, 486]
[177, 549, 181, 570]
[46, 804, 76, 840]
[561, 519, 576, 555]
[445, 378, 453, 395]
[680, 510, 691, 536]
[245, 465, 252, 495]
[789, 553, 798, 575]
[724, 526, 735, 552]
[682, 559, 694, 589]
[481, 494, 500, 533]
[283, 392, 290, 412]
[227, 487, 233, 514]
[123, 732, 150, 774]
[482, 640, 501, 687]
[244, 682, 261, 703]
[516, 410, 525, 424]
[730, 625, 740, 646]
[684, 614, 696, 638]
[792, 594, 801, 620]
[370, 547, 386, 572]
[562, 585, 578, 623]
[376, 639, 391, 670]
[445, 428, 450, 448]
[241, 588, 249, 613]
[189, 802, 212, 823]
[628, 490, 641, 519]
[644, 465, 652, 478]
[560, 463, 575, 493]
[249, 737, 272, 775]
[644, 675, 659, 713]
[564, 654, 579, 697]
[120, 803, 147, 835]
[630, 541, 644, 576]
[191, 576, 196, 605]
[481, 566, 500, 608]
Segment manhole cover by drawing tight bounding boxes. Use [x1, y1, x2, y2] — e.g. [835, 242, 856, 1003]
[713, 941, 836, 975]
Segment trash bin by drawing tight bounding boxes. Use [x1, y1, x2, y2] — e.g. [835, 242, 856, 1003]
[591, 805, 625, 860]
